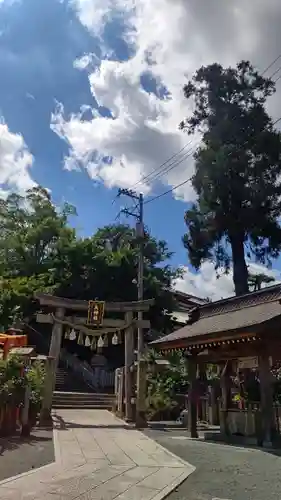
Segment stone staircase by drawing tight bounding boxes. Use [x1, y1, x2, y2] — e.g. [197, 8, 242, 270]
[53, 366, 114, 409]
[26, 323, 115, 410]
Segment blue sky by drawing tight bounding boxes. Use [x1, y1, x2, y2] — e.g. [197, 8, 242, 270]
[1, 0, 281, 300]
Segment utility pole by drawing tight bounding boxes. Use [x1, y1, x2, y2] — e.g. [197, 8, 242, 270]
[118, 188, 147, 427]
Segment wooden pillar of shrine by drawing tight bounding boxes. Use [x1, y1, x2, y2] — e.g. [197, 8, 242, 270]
[40, 306, 65, 423]
[209, 384, 219, 425]
[124, 311, 134, 422]
[197, 363, 206, 422]
[187, 355, 198, 438]
[135, 358, 147, 428]
[258, 352, 275, 446]
[220, 361, 231, 436]
[40, 356, 56, 425]
[48, 307, 65, 385]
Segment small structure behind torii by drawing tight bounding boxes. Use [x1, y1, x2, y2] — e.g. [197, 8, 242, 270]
[35, 293, 154, 424]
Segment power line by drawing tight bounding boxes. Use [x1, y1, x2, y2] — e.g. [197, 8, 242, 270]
[274, 74, 281, 85]
[268, 64, 281, 80]
[144, 176, 193, 205]
[273, 116, 281, 125]
[261, 53, 281, 75]
[144, 143, 197, 185]
[131, 141, 193, 190]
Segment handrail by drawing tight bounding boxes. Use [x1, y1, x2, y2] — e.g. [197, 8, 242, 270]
[59, 348, 114, 391]
[60, 348, 96, 389]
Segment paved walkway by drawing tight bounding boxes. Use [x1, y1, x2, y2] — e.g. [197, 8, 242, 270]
[0, 410, 194, 500]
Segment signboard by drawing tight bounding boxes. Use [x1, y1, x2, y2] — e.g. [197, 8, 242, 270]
[238, 356, 258, 369]
[87, 300, 105, 326]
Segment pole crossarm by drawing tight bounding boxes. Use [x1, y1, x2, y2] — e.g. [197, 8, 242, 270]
[35, 293, 154, 312]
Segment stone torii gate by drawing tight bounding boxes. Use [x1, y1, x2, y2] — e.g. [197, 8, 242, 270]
[35, 293, 154, 424]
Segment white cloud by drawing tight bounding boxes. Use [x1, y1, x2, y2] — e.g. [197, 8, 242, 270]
[69, 0, 114, 35]
[53, 0, 281, 199]
[175, 261, 281, 302]
[70, 0, 134, 36]
[0, 119, 35, 196]
[73, 53, 99, 70]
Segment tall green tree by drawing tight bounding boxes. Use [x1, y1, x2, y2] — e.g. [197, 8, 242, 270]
[53, 224, 181, 333]
[180, 61, 281, 295]
[0, 188, 180, 333]
[0, 187, 76, 327]
[0, 186, 76, 278]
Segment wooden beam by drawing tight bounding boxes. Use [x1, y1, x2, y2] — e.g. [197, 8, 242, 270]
[48, 307, 65, 403]
[37, 313, 125, 327]
[195, 346, 260, 363]
[36, 313, 150, 329]
[154, 330, 259, 351]
[35, 293, 154, 312]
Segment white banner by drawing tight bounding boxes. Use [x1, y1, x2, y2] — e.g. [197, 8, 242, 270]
[238, 356, 258, 369]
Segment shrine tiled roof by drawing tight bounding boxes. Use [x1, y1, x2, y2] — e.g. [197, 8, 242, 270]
[151, 284, 281, 347]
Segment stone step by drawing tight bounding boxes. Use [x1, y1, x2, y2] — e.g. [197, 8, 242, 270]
[52, 402, 112, 410]
[53, 391, 114, 409]
[54, 391, 113, 397]
[55, 367, 93, 393]
[53, 398, 113, 404]
[53, 363, 114, 406]
[53, 396, 113, 402]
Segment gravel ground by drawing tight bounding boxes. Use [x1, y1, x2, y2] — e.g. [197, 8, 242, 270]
[0, 428, 54, 482]
[145, 429, 281, 500]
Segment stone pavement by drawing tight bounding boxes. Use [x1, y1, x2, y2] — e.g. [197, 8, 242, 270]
[0, 410, 194, 500]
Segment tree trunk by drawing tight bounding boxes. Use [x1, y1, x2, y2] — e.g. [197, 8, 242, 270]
[230, 234, 249, 296]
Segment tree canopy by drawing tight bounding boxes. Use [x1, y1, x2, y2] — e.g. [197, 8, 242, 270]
[0, 187, 180, 332]
[180, 60, 281, 295]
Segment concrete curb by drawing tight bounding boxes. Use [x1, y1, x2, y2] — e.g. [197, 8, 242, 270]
[151, 467, 196, 500]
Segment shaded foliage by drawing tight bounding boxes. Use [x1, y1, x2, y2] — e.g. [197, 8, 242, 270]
[145, 349, 189, 420]
[0, 355, 45, 412]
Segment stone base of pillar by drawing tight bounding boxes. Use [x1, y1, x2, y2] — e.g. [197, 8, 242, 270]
[124, 415, 134, 424]
[135, 411, 147, 429]
[186, 429, 199, 438]
[21, 423, 31, 437]
[261, 440, 273, 449]
[39, 408, 53, 427]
